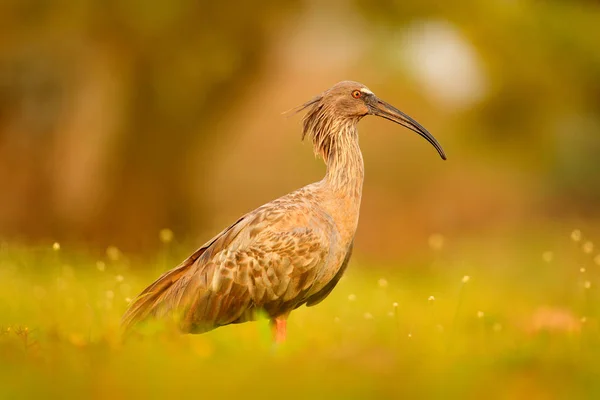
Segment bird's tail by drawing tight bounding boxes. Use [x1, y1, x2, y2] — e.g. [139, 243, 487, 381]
[120, 266, 188, 335]
[121, 257, 197, 336]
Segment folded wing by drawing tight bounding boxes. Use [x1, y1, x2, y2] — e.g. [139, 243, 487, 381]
[121, 208, 330, 334]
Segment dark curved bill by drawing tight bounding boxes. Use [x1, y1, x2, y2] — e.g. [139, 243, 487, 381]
[371, 99, 447, 160]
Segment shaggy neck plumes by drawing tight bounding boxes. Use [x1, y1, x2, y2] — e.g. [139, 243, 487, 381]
[323, 123, 364, 193]
[301, 102, 364, 193]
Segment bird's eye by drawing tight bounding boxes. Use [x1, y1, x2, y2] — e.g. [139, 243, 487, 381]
[352, 90, 362, 99]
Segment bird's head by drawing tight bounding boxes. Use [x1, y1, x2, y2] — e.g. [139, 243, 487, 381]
[296, 81, 446, 160]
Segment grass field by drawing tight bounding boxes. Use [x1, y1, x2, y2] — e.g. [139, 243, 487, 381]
[1, 228, 600, 399]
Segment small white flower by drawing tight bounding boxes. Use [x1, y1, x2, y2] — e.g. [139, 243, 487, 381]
[106, 246, 121, 261]
[462, 275, 470, 283]
[52, 242, 61, 251]
[159, 228, 174, 244]
[542, 251, 553, 263]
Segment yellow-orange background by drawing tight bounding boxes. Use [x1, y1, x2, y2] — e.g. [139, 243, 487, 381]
[1, 0, 599, 259]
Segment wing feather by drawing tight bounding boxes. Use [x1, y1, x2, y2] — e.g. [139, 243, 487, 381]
[122, 206, 332, 335]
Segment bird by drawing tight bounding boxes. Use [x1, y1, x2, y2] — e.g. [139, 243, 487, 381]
[121, 81, 446, 343]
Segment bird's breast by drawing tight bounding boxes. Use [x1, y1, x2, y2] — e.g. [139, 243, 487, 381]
[320, 192, 361, 247]
[308, 194, 360, 290]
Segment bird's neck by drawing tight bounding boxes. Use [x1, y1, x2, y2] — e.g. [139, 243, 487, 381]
[323, 124, 364, 196]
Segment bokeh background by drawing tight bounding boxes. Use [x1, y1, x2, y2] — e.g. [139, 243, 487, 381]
[2, 0, 599, 258]
[2, 1, 600, 399]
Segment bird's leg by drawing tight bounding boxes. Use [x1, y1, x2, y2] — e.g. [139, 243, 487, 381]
[271, 316, 287, 344]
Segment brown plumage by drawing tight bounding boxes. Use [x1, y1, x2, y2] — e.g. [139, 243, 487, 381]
[122, 81, 446, 341]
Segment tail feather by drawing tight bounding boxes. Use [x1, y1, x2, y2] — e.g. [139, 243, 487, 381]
[121, 214, 252, 337]
[120, 246, 208, 335]
[121, 263, 191, 334]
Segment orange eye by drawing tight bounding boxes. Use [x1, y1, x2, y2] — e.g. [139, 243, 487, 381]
[352, 90, 362, 99]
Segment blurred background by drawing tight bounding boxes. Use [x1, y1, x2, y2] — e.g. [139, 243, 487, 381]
[1, 0, 599, 259]
[2, 3, 600, 397]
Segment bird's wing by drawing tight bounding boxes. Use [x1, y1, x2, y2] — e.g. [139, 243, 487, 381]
[121, 213, 252, 331]
[122, 206, 330, 334]
[306, 241, 352, 307]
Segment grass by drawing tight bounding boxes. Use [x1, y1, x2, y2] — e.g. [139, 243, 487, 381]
[1, 228, 600, 399]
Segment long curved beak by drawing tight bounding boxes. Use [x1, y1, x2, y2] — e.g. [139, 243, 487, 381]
[370, 98, 446, 160]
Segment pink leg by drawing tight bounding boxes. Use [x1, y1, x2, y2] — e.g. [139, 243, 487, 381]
[271, 317, 287, 344]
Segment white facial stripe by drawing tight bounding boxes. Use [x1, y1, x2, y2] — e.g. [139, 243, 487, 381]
[360, 88, 374, 95]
